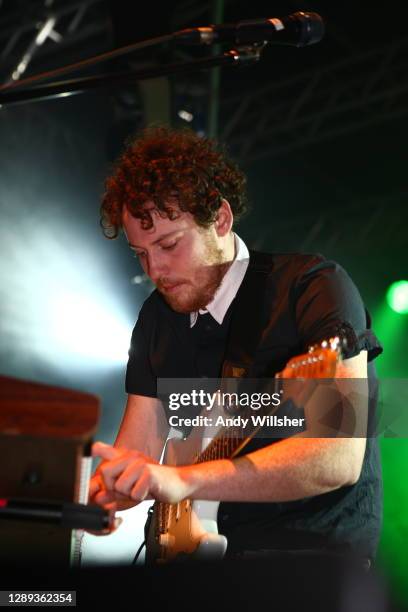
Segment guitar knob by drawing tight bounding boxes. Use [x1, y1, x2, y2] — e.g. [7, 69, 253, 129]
[159, 533, 175, 548]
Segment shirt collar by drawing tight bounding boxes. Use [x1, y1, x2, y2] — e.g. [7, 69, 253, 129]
[190, 233, 250, 328]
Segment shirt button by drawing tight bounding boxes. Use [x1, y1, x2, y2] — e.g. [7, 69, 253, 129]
[205, 324, 212, 331]
[221, 514, 229, 521]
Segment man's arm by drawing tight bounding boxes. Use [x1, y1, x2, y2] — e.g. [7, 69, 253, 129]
[114, 394, 170, 459]
[93, 351, 368, 505]
[165, 350, 367, 503]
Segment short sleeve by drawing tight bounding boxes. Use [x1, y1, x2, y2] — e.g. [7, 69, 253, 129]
[294, 256, 383, 362]
[125, 300, 157, 397]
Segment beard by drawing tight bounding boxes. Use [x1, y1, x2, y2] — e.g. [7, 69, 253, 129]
[157, 233, 231, 313]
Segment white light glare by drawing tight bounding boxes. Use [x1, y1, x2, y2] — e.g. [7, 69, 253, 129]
[131, 274, 148, 285]
[12, 56, 29, 79]
[178, 109, 194, 122]
[0, 209, 134, 372]
[50, 291, 131, 365]
[35, 17, 57, 45]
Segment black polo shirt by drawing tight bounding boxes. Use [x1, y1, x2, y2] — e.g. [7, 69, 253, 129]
[125, 251, 383, 559]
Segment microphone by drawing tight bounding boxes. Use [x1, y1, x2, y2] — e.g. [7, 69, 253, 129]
[174, 11, 324, 47]
[0, 497, 110, 531]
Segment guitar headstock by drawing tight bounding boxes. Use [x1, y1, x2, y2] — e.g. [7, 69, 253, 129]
[276, 337, 342, 379]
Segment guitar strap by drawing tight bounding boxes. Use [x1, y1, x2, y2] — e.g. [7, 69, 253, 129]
[221, 250, 273, 380]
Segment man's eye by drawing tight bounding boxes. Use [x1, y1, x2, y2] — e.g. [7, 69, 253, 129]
[161, 242, 178, 251]
[133, 252, 146, 258]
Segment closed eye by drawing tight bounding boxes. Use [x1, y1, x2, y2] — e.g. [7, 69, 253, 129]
[160, 241, 178, 251]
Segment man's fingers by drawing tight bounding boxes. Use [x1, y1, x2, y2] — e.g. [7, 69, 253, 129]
[99, 501, 122, 535]
[93, 487, 136, 508]
[92, 441, 121, 462]
[89, 475, 102, 499]
[97, 455, 138, 490]
[94, 489, 116, 505]
[95, 488, 130, 504]
[114, 459, 147, 496]
[129, 469, 152, 503]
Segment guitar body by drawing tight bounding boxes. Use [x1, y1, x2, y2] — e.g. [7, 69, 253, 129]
[145, 434, 227, 564]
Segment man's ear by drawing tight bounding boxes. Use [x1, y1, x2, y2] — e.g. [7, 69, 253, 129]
[215, 199, 233, 237]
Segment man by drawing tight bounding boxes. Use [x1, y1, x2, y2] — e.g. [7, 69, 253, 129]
[90, 126, 383, 562]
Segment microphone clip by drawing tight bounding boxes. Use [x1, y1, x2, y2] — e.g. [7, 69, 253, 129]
[224, 42, 268, 67]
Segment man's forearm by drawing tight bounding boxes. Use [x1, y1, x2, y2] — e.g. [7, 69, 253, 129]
[179, 437, 365, 503]
[113, 395, 169, 461]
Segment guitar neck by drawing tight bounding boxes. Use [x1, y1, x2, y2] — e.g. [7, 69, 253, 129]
[194, 338, 341, 464]
[196, 430, 257, 463]
[195, 380, 281, 464]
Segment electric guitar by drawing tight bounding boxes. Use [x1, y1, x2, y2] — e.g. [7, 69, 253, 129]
[145, 338, 341, 563]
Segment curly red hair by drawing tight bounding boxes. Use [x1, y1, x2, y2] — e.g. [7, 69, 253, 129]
[100, 125, 249, 238]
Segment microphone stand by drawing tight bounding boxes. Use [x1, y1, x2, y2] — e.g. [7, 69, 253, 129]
[0, 45, 265, 107]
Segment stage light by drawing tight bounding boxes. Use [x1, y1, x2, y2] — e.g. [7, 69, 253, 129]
[178, 109, 194, 122]
[35, 17, 57, 46]
[131, 273, 148, 285]
[386, 281, 408, 314]
[50, 292, 131, 364]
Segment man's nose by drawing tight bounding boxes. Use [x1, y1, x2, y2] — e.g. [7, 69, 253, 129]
[145, 253, 168, 283]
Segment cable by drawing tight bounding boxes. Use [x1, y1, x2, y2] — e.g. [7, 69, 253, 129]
[0, 32, 173, 93]
[132, 540, 146, 565]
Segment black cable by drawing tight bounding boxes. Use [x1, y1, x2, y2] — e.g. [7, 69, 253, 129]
[132, 504, 155, 566]
[132, 540, 146, 566]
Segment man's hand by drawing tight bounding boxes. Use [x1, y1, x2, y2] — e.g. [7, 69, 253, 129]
[86, 457, 130, 537]
[91, 441, 191, 505]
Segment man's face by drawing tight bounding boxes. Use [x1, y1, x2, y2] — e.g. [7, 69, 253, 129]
[122, 203, 230, 313]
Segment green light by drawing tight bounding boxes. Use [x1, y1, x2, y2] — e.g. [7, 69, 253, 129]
[386, 281, 408, 314]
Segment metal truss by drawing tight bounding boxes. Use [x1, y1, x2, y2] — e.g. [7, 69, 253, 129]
[0, 0, 109, 85]
[0, 0, 214, 86]
[221, 36, 408, 162]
